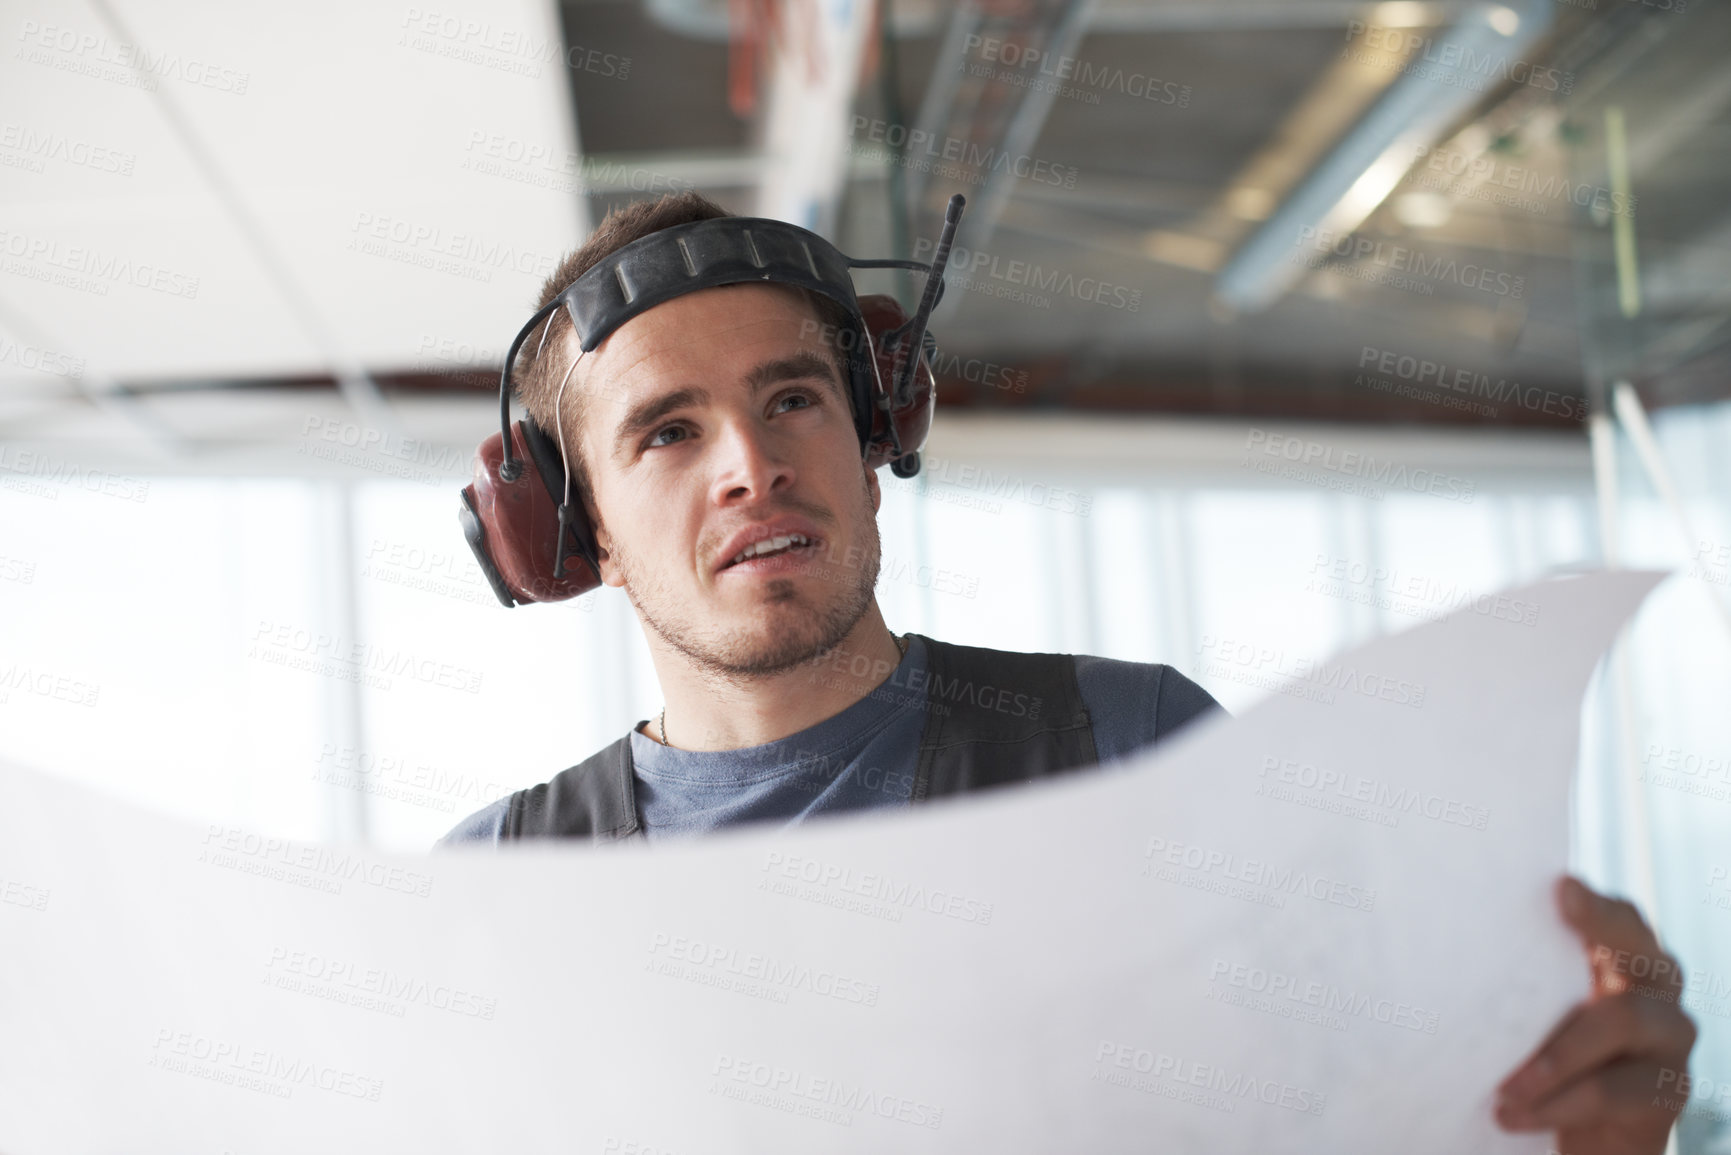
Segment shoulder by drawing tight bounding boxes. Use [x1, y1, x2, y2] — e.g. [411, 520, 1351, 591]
[914, 635, 1224, 761]
[1070, 654, 1226, 764]
[436, 797, 510, 847]
[913, 634, 1092, 724]
[433, 734, 636, 848]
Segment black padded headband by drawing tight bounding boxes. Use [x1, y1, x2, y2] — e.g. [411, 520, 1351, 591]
[494, 196, 966, 484]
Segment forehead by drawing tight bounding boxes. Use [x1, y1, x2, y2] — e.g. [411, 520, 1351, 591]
[571, 282, 834, 404]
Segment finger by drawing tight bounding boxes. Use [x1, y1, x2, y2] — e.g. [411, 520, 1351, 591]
[1497, 993, 1697, 1109]
[1559, 876, 1658, 957]
[1556, 878, 1684, 996]
[1499, 1001, 1584, 1099]
[1497, 1058, 1681, 1136]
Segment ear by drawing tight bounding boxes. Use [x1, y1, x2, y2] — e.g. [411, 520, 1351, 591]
[867, 462, 882, 514]
[587, 499, 624, 588]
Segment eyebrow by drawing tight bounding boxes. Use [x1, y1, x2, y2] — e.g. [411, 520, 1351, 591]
[611, 350, 847, 452]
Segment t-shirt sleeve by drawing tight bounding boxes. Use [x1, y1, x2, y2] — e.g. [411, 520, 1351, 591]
[1073, 655, 1228, 766]
[435, 797, 510, 849]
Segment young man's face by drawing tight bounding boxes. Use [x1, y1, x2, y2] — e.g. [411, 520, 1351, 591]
[568, 282, 884, 677]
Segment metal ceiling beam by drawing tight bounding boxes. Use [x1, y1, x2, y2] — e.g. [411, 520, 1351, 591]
[1214, 0, 1555, 313]
[753, 0, 878, 234]
[0, 294, 187, 456]
[633, 0, 1479, 38]
[904, 0, 1098, 261]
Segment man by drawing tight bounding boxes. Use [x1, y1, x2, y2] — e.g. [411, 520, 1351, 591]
[442, 192, 1696, 1151]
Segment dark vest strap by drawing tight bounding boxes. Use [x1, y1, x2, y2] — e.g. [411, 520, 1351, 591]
[501, 637, 1100, 840]
[907, 633, 1099, 800]
[503, 735, 640, 841]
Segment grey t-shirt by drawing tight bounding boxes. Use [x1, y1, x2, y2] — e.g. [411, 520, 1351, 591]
[437, 635, 1222, 846]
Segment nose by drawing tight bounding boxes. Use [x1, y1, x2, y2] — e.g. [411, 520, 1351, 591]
[707, 412, 794, 507]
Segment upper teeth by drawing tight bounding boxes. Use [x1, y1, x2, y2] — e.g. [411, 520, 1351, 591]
[731, 533, 809, 566]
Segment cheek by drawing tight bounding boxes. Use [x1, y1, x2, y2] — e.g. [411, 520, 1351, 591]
[620, 479, 705, 565]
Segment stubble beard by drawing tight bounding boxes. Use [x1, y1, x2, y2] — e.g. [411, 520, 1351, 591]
[616, 470, 881, 683]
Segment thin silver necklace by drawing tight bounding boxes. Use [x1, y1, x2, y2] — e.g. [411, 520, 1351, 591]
[657, 631, 908, 749]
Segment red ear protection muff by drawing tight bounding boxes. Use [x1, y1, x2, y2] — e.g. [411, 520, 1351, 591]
[459, 195, 966, 608]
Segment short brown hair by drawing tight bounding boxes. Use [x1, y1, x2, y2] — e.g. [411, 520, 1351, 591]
[515, 191, 855, 516]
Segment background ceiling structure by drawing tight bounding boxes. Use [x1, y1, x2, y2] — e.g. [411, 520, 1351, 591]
[1, 0, 1726, 462]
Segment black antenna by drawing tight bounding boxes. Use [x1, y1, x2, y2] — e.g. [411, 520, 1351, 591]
[895, 194, 965, 403]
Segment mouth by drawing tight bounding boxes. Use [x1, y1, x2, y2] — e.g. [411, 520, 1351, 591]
[718, 531, 823, 575]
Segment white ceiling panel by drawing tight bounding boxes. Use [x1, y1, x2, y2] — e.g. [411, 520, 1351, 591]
[0, 0, 587, 387]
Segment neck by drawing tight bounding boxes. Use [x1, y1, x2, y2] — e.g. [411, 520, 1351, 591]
[640, 602, 904, 751]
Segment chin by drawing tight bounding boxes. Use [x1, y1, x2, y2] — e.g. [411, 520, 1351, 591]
[713, 587, 869, 674]
[623, 534, 878, 676]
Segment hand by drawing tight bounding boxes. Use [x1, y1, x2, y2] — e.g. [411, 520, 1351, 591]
[1494, 875, 1698, 1154]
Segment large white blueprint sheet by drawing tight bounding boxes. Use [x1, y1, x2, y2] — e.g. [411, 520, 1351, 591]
[0, 570, 1664, 1153]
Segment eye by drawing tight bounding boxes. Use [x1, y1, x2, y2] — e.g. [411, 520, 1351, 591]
[775, 388, 820, 413]
[646, 423, 691, 448]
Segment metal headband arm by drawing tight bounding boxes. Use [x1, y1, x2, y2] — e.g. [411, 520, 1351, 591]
[496, 299, 563, 483]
